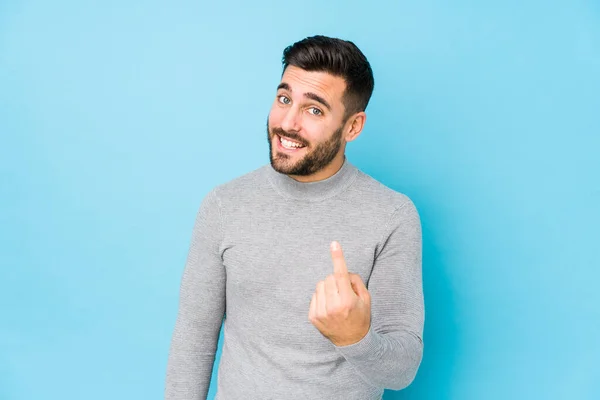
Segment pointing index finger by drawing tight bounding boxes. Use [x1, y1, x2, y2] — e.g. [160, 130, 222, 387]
[330, 241, 352, 294]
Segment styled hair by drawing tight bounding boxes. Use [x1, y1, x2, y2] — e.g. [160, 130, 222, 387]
[281, 35, 375, 120]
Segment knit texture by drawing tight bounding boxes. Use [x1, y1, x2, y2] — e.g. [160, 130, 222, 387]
[165, 157, 424, 400]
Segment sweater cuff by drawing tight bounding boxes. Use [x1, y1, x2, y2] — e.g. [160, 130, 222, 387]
[333, 325, 380, 360]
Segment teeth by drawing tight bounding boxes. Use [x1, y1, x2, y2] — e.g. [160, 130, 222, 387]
[280, 136, 304, 149]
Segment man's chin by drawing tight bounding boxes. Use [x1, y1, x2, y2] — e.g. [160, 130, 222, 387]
[270, 155, 304, 174]
[271, 159, 295, 174]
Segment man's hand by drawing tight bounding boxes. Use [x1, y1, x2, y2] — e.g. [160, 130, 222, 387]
[308, 241, 371, 347]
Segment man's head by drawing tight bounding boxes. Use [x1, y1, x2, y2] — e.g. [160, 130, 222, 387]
[267, 35, 374, 180]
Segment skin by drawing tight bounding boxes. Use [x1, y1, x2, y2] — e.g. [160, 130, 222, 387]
[266, 65, 372, 346]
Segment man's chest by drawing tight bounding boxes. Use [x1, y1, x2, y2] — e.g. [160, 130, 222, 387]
[220, 206, 378, 311]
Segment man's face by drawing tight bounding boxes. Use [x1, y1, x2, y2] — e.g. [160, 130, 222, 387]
[267, 65, 349, 177]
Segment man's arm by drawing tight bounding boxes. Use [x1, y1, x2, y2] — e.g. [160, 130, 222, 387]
[165, 188, 226, 400]
[334, 199, 425, 390]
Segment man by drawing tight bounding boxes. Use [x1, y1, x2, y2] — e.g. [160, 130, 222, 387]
[165, 35, 424, 400]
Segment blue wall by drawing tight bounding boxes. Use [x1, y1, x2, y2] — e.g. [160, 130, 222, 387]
[1, 1, 599, 399]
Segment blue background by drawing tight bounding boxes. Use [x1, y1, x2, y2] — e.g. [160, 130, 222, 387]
[1, 1, 599, 399]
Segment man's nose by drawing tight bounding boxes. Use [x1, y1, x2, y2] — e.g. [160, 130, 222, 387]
[280, 108, 301, 133]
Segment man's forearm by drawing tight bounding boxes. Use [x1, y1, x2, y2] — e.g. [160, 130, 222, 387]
[335, 327, 423, 390]
[165, 319, 224, 399]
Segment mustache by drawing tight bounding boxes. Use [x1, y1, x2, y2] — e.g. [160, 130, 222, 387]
[271, 127, 307, 146]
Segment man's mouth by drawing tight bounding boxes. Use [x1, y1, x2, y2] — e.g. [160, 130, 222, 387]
[276, 134, 306, 151]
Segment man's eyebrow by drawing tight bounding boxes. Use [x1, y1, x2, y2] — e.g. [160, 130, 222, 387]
[304, 92, 331, 111]
[276, 82, 332, 111]
[277, 82, 290, 91]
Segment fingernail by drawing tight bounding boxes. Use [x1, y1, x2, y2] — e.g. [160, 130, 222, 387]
[331, 241, 338, 251]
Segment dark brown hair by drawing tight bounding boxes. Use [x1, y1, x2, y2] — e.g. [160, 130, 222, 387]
[282, 35, 375, 120]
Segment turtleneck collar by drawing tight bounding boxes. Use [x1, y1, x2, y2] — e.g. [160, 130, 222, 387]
[265, 156, 359, 202]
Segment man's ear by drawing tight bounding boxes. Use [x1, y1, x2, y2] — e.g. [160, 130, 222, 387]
[344, 111, 366, 142]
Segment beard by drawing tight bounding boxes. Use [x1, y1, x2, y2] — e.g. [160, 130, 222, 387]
[266, 119, 344, 176]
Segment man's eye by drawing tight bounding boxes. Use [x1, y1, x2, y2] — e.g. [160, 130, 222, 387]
[308, 107, 323, 116]
[278, 95, 291, 105]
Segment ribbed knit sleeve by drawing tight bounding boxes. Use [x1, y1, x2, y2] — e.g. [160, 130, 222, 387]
[165, 189, 226, 400]
[334, 199, 425, 390]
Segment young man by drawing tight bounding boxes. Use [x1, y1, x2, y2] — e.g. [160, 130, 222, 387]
[165, 35, 424, 400]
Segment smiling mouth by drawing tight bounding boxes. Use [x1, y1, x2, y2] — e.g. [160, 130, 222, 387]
[276, 134, 306, 151]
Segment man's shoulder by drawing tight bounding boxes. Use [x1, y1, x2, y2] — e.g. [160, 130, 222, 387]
[353, 167, 417, 213]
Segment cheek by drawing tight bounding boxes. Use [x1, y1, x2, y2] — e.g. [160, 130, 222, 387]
[268, 106, 285, 127]
[303, 124, 329, 143]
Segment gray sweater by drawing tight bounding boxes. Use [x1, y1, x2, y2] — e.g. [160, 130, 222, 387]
[165, 157, 425, 400]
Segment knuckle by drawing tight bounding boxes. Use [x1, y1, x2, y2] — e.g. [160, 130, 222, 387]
[328, 303, 343, 315]
[325, 307, 335, 317]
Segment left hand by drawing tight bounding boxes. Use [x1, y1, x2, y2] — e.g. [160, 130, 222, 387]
[308, 241, 371, 346]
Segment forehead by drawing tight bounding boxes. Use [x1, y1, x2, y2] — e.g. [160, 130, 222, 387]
[279, 65, 347, 105]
